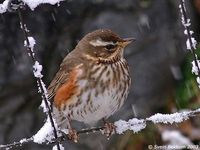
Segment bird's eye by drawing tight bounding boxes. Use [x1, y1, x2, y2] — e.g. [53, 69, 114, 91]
[105, 44, 116, 50]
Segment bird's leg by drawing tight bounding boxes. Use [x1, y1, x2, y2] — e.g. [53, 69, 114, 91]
[102, 118, 116, 139]
[57, 117, 78, 142]
[66, 117, 79, 143]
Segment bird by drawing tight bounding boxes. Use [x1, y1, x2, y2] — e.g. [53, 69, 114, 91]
[47, 29, 134, 141]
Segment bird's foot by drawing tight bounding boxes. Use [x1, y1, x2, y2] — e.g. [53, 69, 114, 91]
[102, 120, 116, 139]
[59, 129, 78, 143]
[68, 129, 79, 143]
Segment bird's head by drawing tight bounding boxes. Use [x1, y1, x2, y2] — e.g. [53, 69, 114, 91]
[76, 29, 135, 63]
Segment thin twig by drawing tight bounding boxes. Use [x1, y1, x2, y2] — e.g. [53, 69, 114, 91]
[51, 126, 105, 144]
[0, 137, 33, 149]
[180, 0, 200, 76]
[0, 126, 105, 149]
[17, 8, 61, 150]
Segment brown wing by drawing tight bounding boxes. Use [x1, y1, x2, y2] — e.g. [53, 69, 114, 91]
[47, 53, 84, 105]
[47, 67, 68, 100]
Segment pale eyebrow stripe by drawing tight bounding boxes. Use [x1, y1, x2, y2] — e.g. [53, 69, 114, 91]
[89, 38, 115, 47]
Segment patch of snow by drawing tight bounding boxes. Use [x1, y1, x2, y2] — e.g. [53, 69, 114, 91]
[20, 138, 28, 143]
[24, 36, 36, 50]
[191, 60, 200, 75]
[184, 19, 191, 27]
[40, 99, 49, 113]
[33, 117, 58, 144]
[115, 118, 146, 134]
[33, 61, 43, 78]
[24, 36, 36, 56]
[186, 38, 197, 50]
[196, 77, 200, 86]
[114, 120, 129, 134]
[22, 0, 64, 10]
[0, 0, 64, 13]
[162, 130, 192, 146]
[52, 144, 65, 150]
[184, 29, 194, 35]
[179, 0, 200, 88]
[0, 0, 9, 14]
[147, 111, 191, 124]
[39, 79, 51, 113]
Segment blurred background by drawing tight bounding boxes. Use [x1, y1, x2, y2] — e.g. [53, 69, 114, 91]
[0, 0, 200, 149]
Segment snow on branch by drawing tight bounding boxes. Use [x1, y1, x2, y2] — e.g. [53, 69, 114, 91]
[147, 111, 190, 124]
[1, 108, 200, 149]
[0, 0, 9, 13]
[179, 0, 200, 87]
[17, 7, 62, 150]
[0, 0, 64, 13]
[22, 0, 64, 10]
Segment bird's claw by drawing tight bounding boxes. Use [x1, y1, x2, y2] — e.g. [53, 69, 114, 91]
[59, 129, 78, 143]
[102, 122, 116, 139]
[68, 129, 79, 143]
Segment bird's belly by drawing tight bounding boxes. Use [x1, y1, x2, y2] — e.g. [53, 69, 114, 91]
[71, 87, 125, 124]
[58, 60, 131, 125]
[71, 62, 130, 124]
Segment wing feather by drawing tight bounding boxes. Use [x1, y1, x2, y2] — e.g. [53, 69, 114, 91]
[47, 52, 84, 100]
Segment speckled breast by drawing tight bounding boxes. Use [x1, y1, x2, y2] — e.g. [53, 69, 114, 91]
[55, 59, 131, 125]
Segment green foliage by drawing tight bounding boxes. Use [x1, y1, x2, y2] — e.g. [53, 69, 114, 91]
[175, 47, 200, 109]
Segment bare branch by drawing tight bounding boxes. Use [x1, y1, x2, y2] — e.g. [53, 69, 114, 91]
[0, 126, 105, 149]
[17, 5, 61, 150]
[179, 0, 200, 77]
[1, 109, 200, 149]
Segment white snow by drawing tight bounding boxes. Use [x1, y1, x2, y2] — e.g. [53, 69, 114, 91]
[184, 29, 194, 35]
[41, 80, 48, 96]
[162, 130, 192, 146]
[184, 19, 191, 27]
[52, 144, 65, 150]
[179, 4, 191, 28]
[39, 79, 51, 113]
[186, 38, 197, 50]
[33, 117, 58, 144]
[196, 77, 200, 88]
[179, 0, 200, 88]
[24, 36, 36, 56]
[147, 111, 191, 124]
[0, 0, 9, 13]
[40, 98, 49, 113]
[33, 61, 43, 78]
[22, 0, 64, 10]
[0, 0, 64, 13]
[186, 39, 190, 50]
[19, 138, 28, 143]
[115, 118, 146, 134]
[196, 77, 200, 86]
[24, 37, 36, 50]
[114, 120, 129, 134]
[128, 118, 146, 133]
[191, 60, 199, 75]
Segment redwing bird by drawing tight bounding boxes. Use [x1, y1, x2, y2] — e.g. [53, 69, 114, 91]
[48, 29, 134, 140]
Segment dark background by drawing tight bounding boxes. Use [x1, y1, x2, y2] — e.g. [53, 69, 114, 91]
[0, 0, 200, 149]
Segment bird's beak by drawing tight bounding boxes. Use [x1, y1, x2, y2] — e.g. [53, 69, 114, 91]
[120, 37, 136, 47]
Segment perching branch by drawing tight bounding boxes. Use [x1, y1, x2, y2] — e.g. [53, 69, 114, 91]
[0, 126, 105, 149]
[1, 108, 200, 150]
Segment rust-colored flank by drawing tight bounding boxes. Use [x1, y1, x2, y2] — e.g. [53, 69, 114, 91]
[54, 69, 78, 108]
